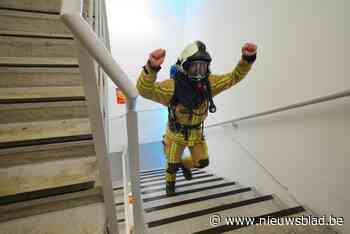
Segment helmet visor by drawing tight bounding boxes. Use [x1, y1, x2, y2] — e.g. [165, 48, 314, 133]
[187, 61, 209, 81]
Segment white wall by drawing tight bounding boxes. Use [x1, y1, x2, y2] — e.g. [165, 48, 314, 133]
[184, 0, 349, 125]
[105, 0, 186, 152]
[185, 1, 350, 233]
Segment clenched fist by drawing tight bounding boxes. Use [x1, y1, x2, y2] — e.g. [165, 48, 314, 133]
[241, 42, 257, 63]
[242, 42, 257, 56]
[149, 48, 166, 69]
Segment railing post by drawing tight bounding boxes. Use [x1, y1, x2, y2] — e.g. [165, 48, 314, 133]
[78, 44, 120, 234]
[126, 98, 146, 234]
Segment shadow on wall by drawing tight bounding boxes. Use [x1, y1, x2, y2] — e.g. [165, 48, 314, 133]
[109, 141, 166, 181]
[139, 141, 166, 171]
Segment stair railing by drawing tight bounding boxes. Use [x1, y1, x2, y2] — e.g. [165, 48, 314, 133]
[61, 1, 145, 233]
[208, 89, 350, 128]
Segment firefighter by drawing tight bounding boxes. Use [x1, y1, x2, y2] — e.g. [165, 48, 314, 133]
[137, 41, 257, 195]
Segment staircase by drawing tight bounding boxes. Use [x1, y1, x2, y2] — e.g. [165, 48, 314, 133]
[130, 168, 338, 234]
[0, 1, 109, 233]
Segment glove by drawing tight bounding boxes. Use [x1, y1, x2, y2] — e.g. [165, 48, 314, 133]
[241, 42, 257, 63]
[148, 48, 166, 70]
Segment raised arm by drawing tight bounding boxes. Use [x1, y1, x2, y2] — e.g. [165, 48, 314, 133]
[209, 43, 257, 96]
[136, 49, 174, 106]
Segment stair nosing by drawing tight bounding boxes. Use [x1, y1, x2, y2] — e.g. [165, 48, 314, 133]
[0, 30, 73, 39]
[147, 195, 274, 228]
[0, 139, 94, 155]
[0, 181, 95, 206]
[140, 168, 199, 176]
[0, 33, 74, 40]
[0, 8, 60, 19]
[140, 171, 206, 182]
[143, 181, 237, 203]
[0, 96, 86, 104]
[0, 134, 94, 150]
[144, 187, 252, 213]
[0, 187, 103, 223]
[140, 168, 166, 174]
[140, 168, 199, 178]
[141, 177, 224, 195]
[140, 174, 214, 189]
[0, 100, 87, 111]
[0, 7, 60, 15]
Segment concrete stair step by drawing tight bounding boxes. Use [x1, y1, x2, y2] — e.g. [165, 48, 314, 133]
[113, 183, 126, 223]
[141, 177, 225, 195]
[219, 211, 338, 234]
[143, 183, 247, 210]
[114, 189, 124, 204]
[146, 195, 284, 233]
[0, 35, 78, 58]
[141, 178, 235, 201]
[0, 0, 62, 14]
[0, 30, 73, 39]
[0, 101, 88, 124]
[140, 170, 206, 183]
[0, 181, 95, 206]
[145, 188, 259, 223]
[0, 57, 78, 67]
[0, 153, 97, 196]
[0, 139, 95, 168]
[0, 118, 91, 145]
[0, 188, 107, 234]
[140, 173, 215, 189]
[0, 67, 81, 87]
[0, 86, 84, 103]
[139, 168, 199, 177]
[116, 205, 125, 223]
[0, 9, 71, 36]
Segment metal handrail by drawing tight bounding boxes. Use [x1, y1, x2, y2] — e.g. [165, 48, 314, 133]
[208, 89, 350, 128]
[61, 1, 144, 234]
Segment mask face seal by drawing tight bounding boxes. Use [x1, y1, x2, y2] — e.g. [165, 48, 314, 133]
[186, 60, 209, 81]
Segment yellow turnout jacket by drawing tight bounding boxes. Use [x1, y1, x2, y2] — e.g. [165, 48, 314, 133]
[137, 60, 252, 146]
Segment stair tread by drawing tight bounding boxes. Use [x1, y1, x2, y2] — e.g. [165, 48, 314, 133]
[0, 35, 77, 58]
[0, 9, 70, 36]
[142, 177, 224, 195]
[140, 169, 200, 179]
[147, 196, 281, 233]
[0, 187, 103, 222]
[140, 168, 166, 174]
[142, 179, 233, 200]
[0, 181, 95, 206]
[145, 189, 258, 223]
[0, 87, 84, 100]
[0, 30, 73, 39]
[0, 155, 97, 196]
[0, 118, 91, 144]
[143, 183, 245, 209]
[0, 67, 81, 88]
[0, 100, 87, 111]
[0, 202, 108, 233]
[0, 139, 95, 168]
[0, 9, 60, 19]
[0, 57, 78, 66]
[140, 171, 207, 183]
[0, 0, 62, 15]
[141, 173, 215, 189]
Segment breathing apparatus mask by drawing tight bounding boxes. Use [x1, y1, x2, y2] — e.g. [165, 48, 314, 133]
[185, 60, 210, 82]
[172, 41, 217, 113]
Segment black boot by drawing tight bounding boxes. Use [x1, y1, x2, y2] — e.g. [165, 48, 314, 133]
[181, 165, 192, 180]
[166, 181, 176, 196]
